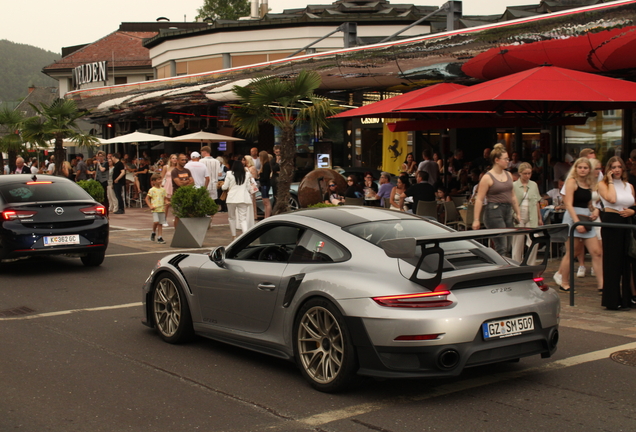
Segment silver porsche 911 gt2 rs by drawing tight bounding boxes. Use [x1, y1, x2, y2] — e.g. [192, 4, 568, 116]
[142, 206, 560, 392]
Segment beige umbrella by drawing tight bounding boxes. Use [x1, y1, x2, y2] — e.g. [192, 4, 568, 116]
[165, 131, 243, 148]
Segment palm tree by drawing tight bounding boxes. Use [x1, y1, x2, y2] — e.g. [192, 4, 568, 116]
[230, 70, 340, 214]
[0, 108, 32, 174]
[22, 99, 101, 176]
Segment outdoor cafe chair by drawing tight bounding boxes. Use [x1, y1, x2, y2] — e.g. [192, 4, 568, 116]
[416, 200, 438, 219]
[344, 197, 365, 206]
[442, 201, 461, 229]
[451, 195, 466, 208]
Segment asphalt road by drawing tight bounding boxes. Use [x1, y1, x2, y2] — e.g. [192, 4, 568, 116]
[2, 237, 636, 432]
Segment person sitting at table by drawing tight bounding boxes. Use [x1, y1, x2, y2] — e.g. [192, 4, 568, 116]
[324, 182, 345, 205]
[363, 172, 380, 206]
[390, 175, 410, 211]
[400, 153, 417, 176]
[377, 172, 393, 207]
[345, 175, 364, 198]
[400, 171, 435, 213]
[436, 187, 451, 203]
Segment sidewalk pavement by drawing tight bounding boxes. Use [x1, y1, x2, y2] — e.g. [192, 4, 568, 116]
[107, 208, 636, 339]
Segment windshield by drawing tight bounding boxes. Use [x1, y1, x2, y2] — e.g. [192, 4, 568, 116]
[344, 219, 476, 253]
[0, 180, 92, 204]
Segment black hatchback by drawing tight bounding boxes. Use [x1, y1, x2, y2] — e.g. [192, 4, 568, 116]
[0, 174, 109, 266]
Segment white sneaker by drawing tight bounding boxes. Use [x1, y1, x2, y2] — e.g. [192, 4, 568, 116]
[162, 223, 169, 227]
[553, 271, 562, 287]
[591, 267, 596, 277]
[576, 266, 586, 278]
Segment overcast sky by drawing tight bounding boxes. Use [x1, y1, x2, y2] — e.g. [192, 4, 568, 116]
[1, 0, 539, 53]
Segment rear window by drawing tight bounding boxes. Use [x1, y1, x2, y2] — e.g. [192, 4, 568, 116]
[343, 219, 475, 253]
[0, 180, 92, 204]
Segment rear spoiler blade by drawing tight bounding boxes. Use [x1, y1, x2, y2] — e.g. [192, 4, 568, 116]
[380, 225, 567, 290]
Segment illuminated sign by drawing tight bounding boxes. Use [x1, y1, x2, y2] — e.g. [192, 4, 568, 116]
[361, 118, 380, 124]
[73, 61, 108, 89]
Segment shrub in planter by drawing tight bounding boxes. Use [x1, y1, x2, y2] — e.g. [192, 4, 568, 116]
[171, 185, 218, 218]
[77, 179, 104, 203]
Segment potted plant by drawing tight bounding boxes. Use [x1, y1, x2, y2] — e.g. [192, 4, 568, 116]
[170, 185, 218, 248]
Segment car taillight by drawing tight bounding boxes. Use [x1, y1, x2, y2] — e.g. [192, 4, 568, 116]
[26, 181, 52, 185]
[80, 205, 106, 216]
[2, 210, 37, 221]
[534, 277, 549, 292]
[394, 334, 442, 341]
[373, 289, 453, 308]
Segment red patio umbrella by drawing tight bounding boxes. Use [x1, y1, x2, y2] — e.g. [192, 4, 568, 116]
[398, 65, 636, 125]
[331, 83, 466, 119]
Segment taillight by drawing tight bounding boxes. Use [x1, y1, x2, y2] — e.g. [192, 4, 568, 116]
[2, 210, 37, 221]
[26, 181, 52, 185]
[373, 290, 453, 308]
[534, 277, 549, 292]
[80, 205, 106, 216]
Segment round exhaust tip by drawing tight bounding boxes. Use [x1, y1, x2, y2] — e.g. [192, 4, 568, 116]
[438, 349, 460, 369]
[549, 329, 559, 349]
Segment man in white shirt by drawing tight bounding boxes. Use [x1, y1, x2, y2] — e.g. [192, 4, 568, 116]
[184, 151, 210, 189]
[200, 146, 222, 199]
[47, 155, 55, 175]
[250, 147, 261, 171]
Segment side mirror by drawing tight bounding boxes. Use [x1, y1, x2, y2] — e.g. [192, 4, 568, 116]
[209, 246, 226, 268]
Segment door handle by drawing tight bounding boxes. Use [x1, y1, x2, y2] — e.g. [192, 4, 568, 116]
[257, 283, 276, 291]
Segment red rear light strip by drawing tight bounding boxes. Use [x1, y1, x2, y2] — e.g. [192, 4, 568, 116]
[373, 290, 453, 308]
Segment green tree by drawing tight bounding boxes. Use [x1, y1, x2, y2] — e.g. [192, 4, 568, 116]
[196, 0, 250, 21]
[22, 99, 101, 176]
[0, 108, 33, 174]
[230, 70, 340, 214]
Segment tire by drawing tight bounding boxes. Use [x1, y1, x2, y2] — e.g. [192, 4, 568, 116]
[294, 298, 358, 392]
[152, 273, 194, 344]
[81, 251, 105, 266]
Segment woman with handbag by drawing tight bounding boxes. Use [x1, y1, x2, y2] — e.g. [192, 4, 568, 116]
[222, 160, 255, 240]
[556, 157, 603, 293]
[511, 163, 543, 265]
[598, 156, 635, 310]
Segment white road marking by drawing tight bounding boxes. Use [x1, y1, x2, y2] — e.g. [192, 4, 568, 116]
[298, 341, 636, 427]
[0, 302, 142, 321]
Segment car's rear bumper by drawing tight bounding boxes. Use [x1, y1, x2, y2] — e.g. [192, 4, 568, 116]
[0, 221, 109, 259]
[346, 316, 559, 378]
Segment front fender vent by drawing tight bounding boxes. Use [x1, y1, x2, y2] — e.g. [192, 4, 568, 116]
[168, 254, 191, 294]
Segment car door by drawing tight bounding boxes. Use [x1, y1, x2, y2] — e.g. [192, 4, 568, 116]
[196, 223, 304, 333]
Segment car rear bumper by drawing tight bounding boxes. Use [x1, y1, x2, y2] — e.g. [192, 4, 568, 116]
[346, 316, 559, 378]
[0, 221, 109, 259]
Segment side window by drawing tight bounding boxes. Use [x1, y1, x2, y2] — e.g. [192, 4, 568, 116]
[289, 230, 348, 263]
[226, 224, 303, 262]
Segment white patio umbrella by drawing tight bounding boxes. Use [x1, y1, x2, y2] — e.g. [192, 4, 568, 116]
[101, 131, 169, 160]
[165, 130, 243, 148]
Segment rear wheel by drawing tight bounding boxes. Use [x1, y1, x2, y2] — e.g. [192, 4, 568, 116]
[294, 298, 358, 392]
[152, 273, 194, 343]
[81, 251, 105, 266]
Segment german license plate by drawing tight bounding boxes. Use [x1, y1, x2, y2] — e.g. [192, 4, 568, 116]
[43, 235, 80, 246]
[482, 315, 534, 340]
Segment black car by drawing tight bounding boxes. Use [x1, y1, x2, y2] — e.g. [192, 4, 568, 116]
[0, 174, 109, 266]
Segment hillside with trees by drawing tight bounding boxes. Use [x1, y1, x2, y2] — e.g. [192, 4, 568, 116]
[0, 40, 60, 105]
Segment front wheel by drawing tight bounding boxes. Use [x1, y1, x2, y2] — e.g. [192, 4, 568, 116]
[81, 251, 105, 266]
[152, 273, 194, 344]
[294, 298, 358, 392]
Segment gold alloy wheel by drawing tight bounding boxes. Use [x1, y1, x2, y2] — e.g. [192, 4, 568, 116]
[297, 306, 344, 384]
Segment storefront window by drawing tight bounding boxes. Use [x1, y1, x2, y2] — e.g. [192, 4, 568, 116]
[564, 110, 623, 162]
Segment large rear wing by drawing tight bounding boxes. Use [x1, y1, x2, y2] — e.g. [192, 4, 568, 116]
[380, 225, 567, 291]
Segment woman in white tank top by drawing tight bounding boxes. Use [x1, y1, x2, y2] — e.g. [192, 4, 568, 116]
[598, 156, 636, 310]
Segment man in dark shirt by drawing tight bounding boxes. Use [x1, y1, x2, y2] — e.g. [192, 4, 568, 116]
[75, 153, 88, 182]
[402, 170, 436, 212]
[171, 153, 194, 192]
[111, 153, 126, 214]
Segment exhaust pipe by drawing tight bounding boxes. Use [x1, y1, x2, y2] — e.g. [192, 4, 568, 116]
[438, 349, 460, 369]
[549, 328, 559, 349]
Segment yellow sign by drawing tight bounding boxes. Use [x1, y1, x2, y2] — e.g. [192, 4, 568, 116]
[382, 119, 408, 175]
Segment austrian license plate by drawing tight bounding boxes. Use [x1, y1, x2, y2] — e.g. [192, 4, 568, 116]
[43, 235, 80, 246]
[482, 315, 534, 340]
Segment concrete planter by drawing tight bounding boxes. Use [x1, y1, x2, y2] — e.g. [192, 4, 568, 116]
[170, 216, 210, 248]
